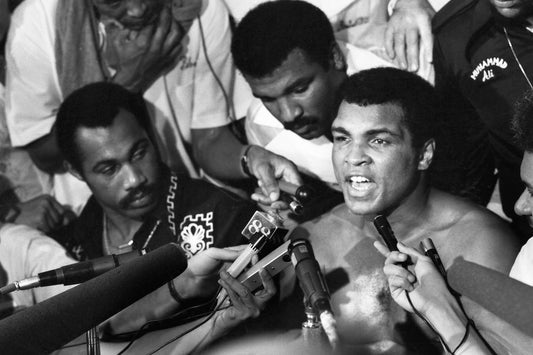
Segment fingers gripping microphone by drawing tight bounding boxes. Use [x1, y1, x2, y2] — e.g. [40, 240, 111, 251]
[0, 243, 187, 354]
[289, 239, 338, 347]
[1, 249, 145, 295]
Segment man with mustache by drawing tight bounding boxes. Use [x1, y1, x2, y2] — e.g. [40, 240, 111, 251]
[231, 1, 437, 213]
[50, 82, 271, 335]
[5, 0, 300, 214]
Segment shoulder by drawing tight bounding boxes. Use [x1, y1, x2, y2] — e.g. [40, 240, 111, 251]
[433, 0, 479, 32]
[431, 190, 520, 273]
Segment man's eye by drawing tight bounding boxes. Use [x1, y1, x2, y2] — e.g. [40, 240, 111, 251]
[293, 85, 309, 94]
[132, 148, 147, 161]
[333, 135, 347, 143]
[371, 138, 388, 145]
[100, 165, 118, 176]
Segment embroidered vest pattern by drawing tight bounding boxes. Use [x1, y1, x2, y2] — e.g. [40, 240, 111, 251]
[179, 212, 214, 258]
[166, 174, 178, 237]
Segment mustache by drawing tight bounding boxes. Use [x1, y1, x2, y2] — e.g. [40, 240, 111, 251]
[283, 116, 317, 131]
[119, 183, 156, 209]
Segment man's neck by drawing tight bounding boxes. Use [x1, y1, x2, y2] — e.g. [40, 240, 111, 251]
[368, 179, 432, 243]
[103, 209, 144, 245]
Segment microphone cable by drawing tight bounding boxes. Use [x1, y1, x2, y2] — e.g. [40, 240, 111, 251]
[115, 285, 229, 354]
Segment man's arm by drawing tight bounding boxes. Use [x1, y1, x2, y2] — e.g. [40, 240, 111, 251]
[5, 1, 64, 171]
[104, 245, 275, 335]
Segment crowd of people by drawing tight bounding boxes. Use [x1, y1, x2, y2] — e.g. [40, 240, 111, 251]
[1, 0, 533, 354]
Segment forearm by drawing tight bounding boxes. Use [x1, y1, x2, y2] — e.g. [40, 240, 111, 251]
[192, 125, 249, 181]
[425, 296, 491, 355]
[26, 130, 64, 174]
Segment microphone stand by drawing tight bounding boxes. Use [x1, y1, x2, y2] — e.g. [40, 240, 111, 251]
[86, 326, 100, 355]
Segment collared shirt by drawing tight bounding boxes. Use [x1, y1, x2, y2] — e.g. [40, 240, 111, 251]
[51, 166, 256, 260]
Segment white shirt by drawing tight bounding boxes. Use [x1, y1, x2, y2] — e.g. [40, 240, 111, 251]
[510, 237, 533, 286]
[0, 224, 74, 307]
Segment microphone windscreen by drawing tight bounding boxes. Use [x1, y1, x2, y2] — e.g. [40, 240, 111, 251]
[448, 258, 533, 337]
[0, 243, 187, 354]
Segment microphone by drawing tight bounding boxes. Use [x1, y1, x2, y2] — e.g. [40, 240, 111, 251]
[1, 249, 145, 294]
[278, 181, 314, 203]
[420, 238, 447, 278]
[280, 192, 304, 215]
[0, 242, 187, 353]
[289, 239, 338, 347]
[373, 215, 410, 268]
[448, 258, 533, 338]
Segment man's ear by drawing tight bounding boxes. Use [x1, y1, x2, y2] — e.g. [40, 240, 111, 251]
[65, 161, 84, 182]
[330, 43, 346, 71]
[418, 139, 435, 171]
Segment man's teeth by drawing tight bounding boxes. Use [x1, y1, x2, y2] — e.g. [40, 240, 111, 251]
[349, 176, 370, 184]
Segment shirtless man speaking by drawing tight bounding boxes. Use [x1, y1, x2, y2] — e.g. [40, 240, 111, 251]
[286, 67, 520, 353]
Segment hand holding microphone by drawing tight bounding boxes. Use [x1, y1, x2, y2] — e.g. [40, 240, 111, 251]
[374, 240, 451, 315]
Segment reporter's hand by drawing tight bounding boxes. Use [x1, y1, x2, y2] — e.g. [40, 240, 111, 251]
[385, 0, 435, 72]
[14, 195, 75, 233]
[176, 245, 248, 300]
[104, 6, 183, 92]
[374, 240, 450, 315]
[246, 145, 302, 205]
[216, 268, 276, 328]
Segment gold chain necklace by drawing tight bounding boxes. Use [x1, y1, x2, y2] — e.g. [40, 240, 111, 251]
[103, 216, 161, 254]
[504, 26, 533, 90]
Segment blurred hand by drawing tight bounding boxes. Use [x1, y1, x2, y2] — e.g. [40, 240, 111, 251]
[385, 0, 435, 72]
[374, 240, 450, 315]
[14, 195, 75, 233]
[246, 145, 302, 206]
[104, 6, 183, 92]
[216, 268, 276, 328]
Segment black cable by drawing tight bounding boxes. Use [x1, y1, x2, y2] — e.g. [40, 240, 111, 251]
[114, 290, 222, 354]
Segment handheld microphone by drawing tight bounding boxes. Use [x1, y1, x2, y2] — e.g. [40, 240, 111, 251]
[0, 249, 145, 295]
[420, 238, 447, 278]
[278, 181, 314, 203]
[289, 239, 338, 347]
[280, 192, 304, 215]
[373, 215, 410, 268]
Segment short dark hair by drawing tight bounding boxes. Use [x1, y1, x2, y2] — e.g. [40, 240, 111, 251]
[231, 0, 335, 78]
[56, 82, 151, 172]
[513, 90, 533, 152]
[340, 67, 439, 149]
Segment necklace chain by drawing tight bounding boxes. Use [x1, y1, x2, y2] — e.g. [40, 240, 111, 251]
[103, 216, 161, 254]
[504, 26, 533, 90]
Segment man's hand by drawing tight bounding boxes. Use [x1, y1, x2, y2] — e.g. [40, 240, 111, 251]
[174, 245, 250, 300]
[374, 240, 451, 315]
[385, 0, 435, 72]
[14, 195, 75, 233]
[104, 7, 183, 92]
[215, 268, 276, 328]
[246, 145, 302, 205]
